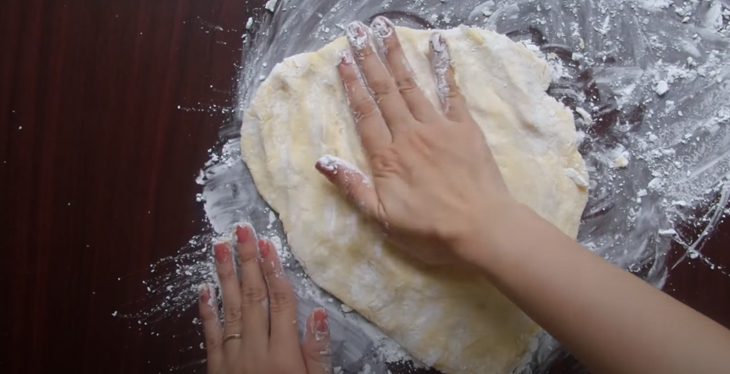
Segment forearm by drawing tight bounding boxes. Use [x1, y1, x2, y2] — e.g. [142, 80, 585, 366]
[462, 204, 730, 374]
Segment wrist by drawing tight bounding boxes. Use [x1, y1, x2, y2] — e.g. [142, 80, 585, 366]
[450, 199, 531, 272]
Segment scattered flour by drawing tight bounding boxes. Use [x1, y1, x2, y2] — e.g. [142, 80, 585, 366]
[131, 1, 730, 372]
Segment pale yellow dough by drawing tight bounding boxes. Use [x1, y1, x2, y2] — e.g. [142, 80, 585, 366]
[241, 26, 588, 373]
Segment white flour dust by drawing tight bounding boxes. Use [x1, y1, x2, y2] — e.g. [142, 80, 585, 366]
[429, 32, 452, 106]
[126, 1, 729, 373]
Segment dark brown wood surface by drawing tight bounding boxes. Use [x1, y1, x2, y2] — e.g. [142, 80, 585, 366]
[1, 1, 727, 373]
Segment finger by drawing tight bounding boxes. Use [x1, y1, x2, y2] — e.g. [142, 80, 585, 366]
[338, 49, 392, 155]
[429, 32, 470, 122]
[213, 242, 244, 350]
[346, 21, 414, 133]
[198, 284, 224, 374]
[371, 16, 438, 122]
[258, 239, 301, 355]
[302, 308, 332, 374]
[234, 225, 269, 353]
[315, 155, 380, 218]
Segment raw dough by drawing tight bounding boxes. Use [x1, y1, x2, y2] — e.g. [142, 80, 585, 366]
[241, 26, 588, 373]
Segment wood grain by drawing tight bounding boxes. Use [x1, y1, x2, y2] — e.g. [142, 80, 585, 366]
[1, 0, 245, 372]
[1, 1, 727, 373]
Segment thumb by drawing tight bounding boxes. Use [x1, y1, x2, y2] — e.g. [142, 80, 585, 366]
[301, 308, 332, 374]
[315, 155, 379, 217]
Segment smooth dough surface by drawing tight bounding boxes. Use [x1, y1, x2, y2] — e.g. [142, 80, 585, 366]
[241, 26, 588, 373]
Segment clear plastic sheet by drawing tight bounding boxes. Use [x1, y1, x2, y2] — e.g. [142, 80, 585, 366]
[140, 1, 730, 372]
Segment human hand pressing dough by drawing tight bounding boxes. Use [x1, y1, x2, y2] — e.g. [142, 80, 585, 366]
[316, 18, 515, 265]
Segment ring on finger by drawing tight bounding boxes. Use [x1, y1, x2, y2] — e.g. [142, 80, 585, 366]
[223, 333, 242, 344]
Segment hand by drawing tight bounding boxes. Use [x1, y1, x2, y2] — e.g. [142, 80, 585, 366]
[315, 17, 515, 265]
[198, 225, 331, 374]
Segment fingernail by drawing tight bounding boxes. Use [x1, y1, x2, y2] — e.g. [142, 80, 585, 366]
[313, 308, 329, 337]
[235, 225, 251, 244]
[430, 32, 447, 54]
[316, 155, 340, 175]
[198, 283, 215, 308]
[430, 33, 451, 104]
[370, 16, 394, 39]
[199, 283, 211, 303]
[258, 239, 270, 258]
[346, 21, 369, 50]
[339, 49, 354, 65]
[214, 242, 230, 263]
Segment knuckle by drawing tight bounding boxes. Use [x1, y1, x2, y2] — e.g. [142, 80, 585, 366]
[385, 42, 407, 65]
[238, 251, 258, 265]
[447, 87, 463, 99]
[240, 285, 267, 305]
[217, 265, 236, 280]
[369, 78, 394, 97]
[309, 349, 331, 361]
[305, 340, 332, 360]
[344, 181, 364, 203]
[268, 288, 296, 313]
[352, 97, 378, 119]
[445, 77, 463, 96]
[342, 71, 361, 88]
[223, 306, 243, 324]
[263, 260, 286, 279]
[384, 36, 402, 53]
[396, 76, 418, 94]
[370, 148, 402, 175]
[205, 337, 222, 351]
[199, 305, 216, 319]
[356, 45, 376, 59]
[307, 351, 332, 368]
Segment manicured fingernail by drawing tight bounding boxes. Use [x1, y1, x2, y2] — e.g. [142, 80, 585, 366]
[199, 283, 211, 303]
[311, 308, 329, 340]
[236, 225, 251, 244]
[370, 16, 394, 39]
[346, 21, 369, 50]
[316, 155, 340, 175]
[430, 32, 447, 54]
[339, 49, 354, 65]
[214, 242, 230, 263]
[198, 283, 216, 309]
[258, 239, 270, 258]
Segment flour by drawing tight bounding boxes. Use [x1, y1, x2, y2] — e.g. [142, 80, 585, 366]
[265, 0, 279, 13]
[346, 22, 370, 51]
[370, 17, 394, 40]
[198, 283, 216, 308]
[429, 32, 452, 106]
[131, 1, 730, 372]
[653, 80, 669, 96]
[317, 155, 343, 174]
[242, 24, 584, 372]
[317, 155, 373, 187]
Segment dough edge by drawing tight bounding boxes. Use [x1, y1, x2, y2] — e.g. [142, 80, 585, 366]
[241, 26, 589, 373]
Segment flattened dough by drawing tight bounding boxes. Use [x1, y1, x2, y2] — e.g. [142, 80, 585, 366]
[241, 26, 588, 373]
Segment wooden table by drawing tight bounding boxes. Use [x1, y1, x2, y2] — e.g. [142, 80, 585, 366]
[1, 1, 727, 373]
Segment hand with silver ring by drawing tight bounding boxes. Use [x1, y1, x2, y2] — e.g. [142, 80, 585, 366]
[198, 225, 331, 374]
